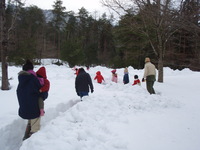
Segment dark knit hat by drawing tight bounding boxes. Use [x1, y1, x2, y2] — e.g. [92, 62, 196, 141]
[22, 59, 34, 71]
[78, 68, 85, 73]
[134, 75, 138, 79]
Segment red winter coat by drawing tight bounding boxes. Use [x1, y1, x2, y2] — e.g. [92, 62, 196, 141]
[36, 67, 50, 92]
[132, 79, 141, 86]
[94, 71, 104, 84]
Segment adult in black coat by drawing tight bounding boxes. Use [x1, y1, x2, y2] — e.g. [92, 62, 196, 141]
[75, 68, 94, 98]
[17, 60, 42, 140]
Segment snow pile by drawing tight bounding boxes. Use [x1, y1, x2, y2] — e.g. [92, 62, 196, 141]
[0, 59, 199, 150]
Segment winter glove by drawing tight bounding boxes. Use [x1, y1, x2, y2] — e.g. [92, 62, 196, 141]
[142, 78, 145, 82]
[91, 89, 94, 93]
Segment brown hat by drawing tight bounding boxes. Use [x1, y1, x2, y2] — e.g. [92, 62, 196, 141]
[145, 57, 150, 63]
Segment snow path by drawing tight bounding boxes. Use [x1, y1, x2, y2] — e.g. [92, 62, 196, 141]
[0, 99, 80, 150]
[19, 83, 181, 150]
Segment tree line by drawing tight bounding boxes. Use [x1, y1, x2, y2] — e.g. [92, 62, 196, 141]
[3, 0, 117, 68]
[1, 0, 200, 89]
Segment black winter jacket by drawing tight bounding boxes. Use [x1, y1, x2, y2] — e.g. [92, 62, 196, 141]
[75, 69, 93, 93]
[17, 71, 41, 119]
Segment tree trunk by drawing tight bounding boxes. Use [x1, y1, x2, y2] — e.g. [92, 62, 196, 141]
[157, 31, 164, 83]
[58, 30, 60, 60]
[1, 51, 9, 90]
[157, 56, 163, 83]
[0, 0, 9, 90]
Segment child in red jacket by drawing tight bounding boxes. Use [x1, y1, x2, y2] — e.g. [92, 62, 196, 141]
[132, 75, 141, 86]
[36, 67, 50, 116]
[94, 71, 105, 84]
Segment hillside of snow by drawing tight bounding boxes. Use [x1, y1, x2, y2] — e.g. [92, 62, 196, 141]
[0, 59, 199, 150]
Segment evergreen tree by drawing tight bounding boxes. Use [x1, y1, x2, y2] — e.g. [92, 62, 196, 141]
[98, 13, 116, 67]
[12, 6, 45, 63]
[113, 14, 149, 68]
[52, 0, 66, 60]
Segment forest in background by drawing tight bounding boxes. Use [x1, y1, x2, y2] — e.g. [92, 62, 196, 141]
[1, 0, 200, 71]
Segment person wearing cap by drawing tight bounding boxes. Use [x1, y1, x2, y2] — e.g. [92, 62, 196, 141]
[17, 59, 42, 140]
[142, 57, 156, 94]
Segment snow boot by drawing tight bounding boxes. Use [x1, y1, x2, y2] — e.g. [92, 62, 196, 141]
[23, 123, 31, 141]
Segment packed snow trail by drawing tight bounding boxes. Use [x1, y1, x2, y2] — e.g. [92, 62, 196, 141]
[19, 83, 181, 150]
[0, 99, 80, 150]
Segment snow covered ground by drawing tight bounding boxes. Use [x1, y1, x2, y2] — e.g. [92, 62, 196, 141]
[0, 59, 199, 150]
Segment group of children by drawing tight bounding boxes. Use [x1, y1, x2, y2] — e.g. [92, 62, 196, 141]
[110, 67, 141, 86]
[74, 66, 141, 86]
[39, 66, 141, 117]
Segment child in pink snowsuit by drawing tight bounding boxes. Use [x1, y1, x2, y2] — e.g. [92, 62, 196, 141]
[111, 69, 118, 83]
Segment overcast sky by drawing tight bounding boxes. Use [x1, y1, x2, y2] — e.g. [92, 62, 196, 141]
[23, 0, 109, 14]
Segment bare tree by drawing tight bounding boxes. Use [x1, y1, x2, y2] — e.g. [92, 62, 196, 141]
[0, 0, 9, 90]
[101, 0, 181, 82]
[0, 0, 22, 90]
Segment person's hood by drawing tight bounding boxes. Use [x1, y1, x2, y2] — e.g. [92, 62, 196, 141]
[96, 71, 101, 75]
[18, 70, 31, 76]
[36, 67, 47, 79]
[18, 71, 34, 84]
[111, 69, 116, 73]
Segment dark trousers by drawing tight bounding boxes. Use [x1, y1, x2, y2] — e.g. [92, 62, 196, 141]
[146, 75, 156, 94]
[38, 97, 44, 109]
[78, 92, 89, 98]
